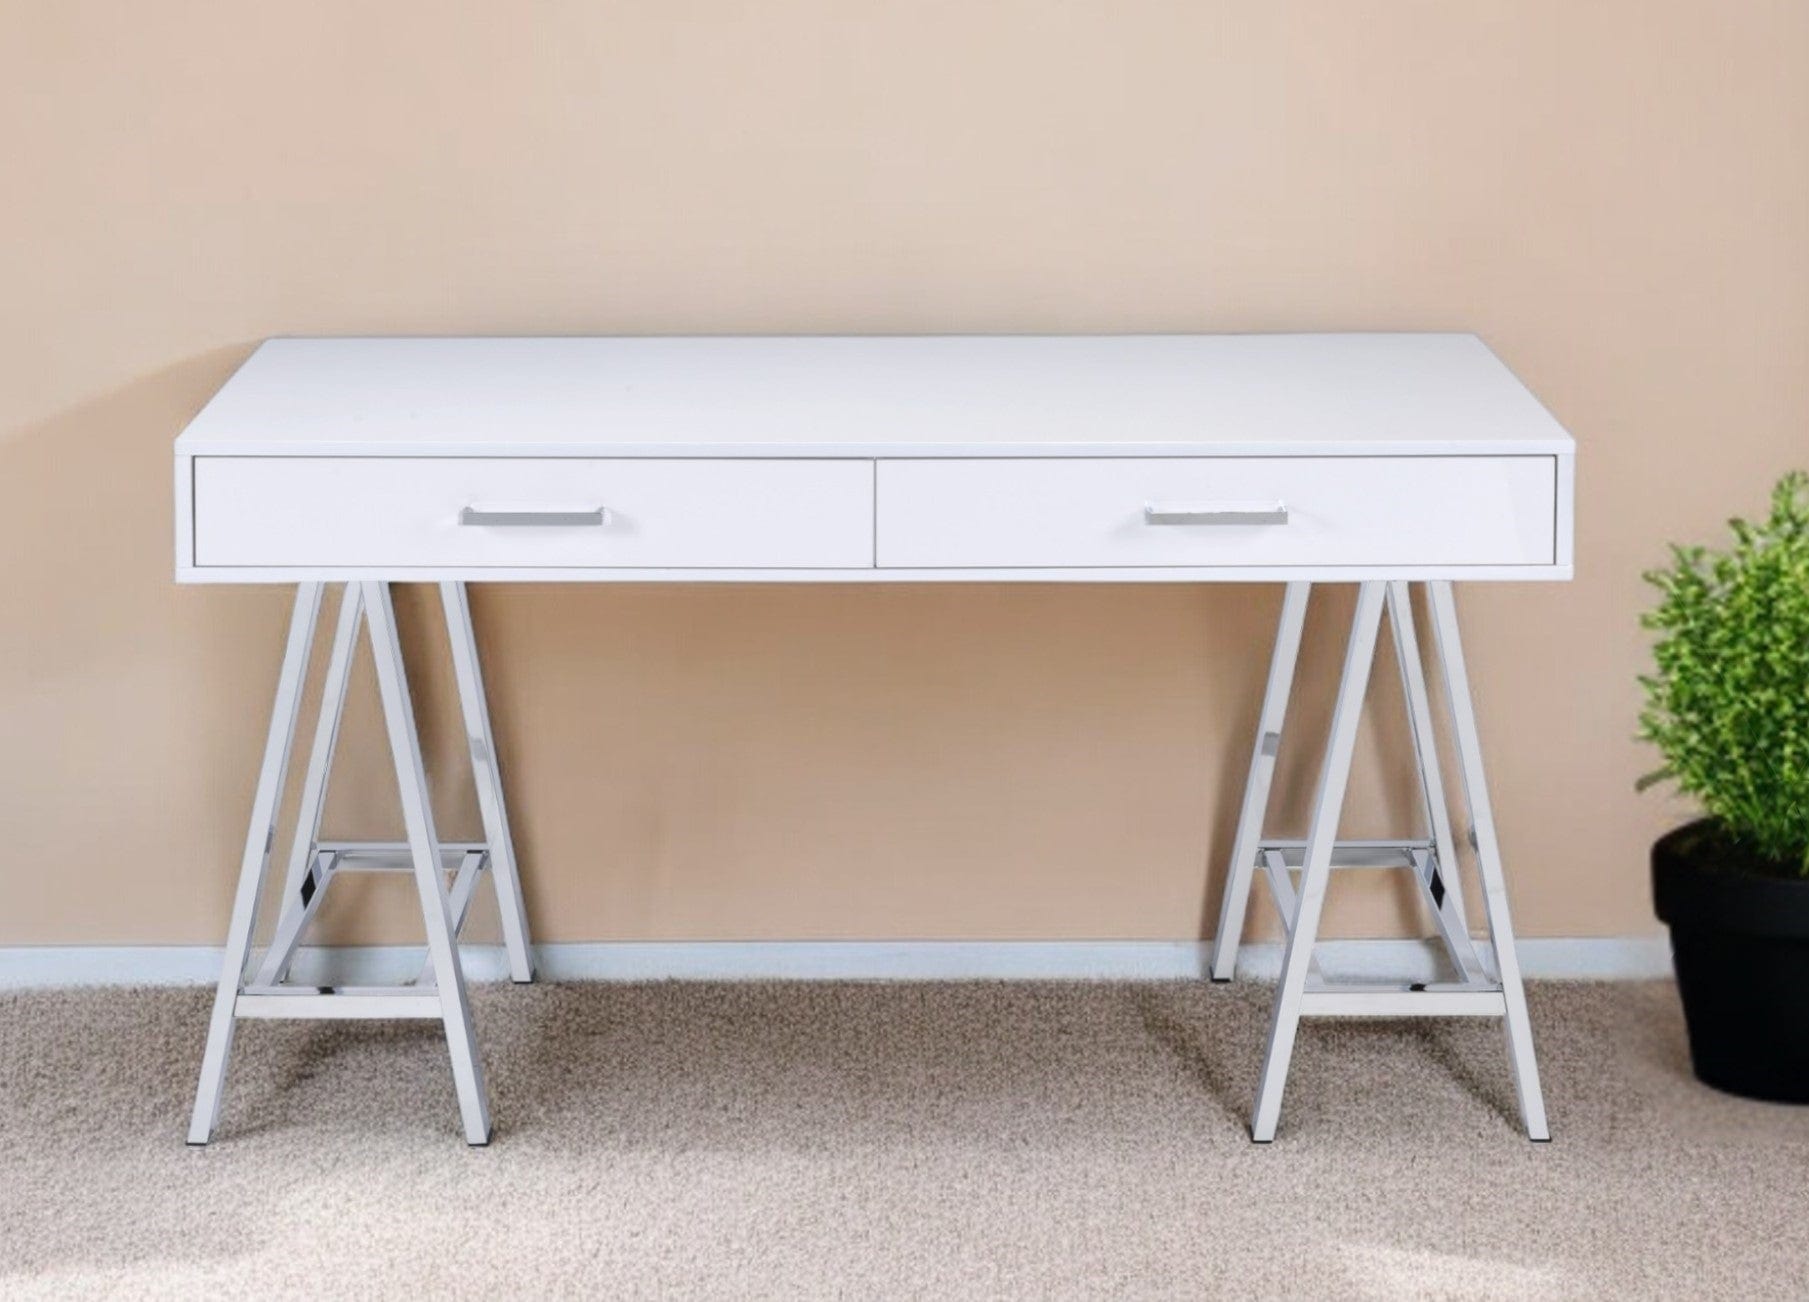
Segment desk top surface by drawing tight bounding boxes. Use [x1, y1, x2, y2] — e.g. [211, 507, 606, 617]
[176, 333, 1573, 460]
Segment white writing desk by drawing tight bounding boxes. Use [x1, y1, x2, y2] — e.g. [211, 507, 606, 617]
[174, 334, 1575, 1145]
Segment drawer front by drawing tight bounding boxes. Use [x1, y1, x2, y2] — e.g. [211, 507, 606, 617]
[193, 458, 875, 569]
[876, 457, 1556, 569]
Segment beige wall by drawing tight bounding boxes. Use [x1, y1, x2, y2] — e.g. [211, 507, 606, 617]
[3, 1, 1805, 947]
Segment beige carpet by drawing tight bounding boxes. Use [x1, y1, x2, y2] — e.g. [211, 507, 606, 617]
[0, 979, 1803, 1300]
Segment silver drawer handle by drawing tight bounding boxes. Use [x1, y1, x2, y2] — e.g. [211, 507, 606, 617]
[1143, 501, 1288, 527]
[459, 505, 608, 527]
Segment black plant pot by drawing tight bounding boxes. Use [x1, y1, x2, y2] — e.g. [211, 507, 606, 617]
[1653, 819, 1809, 1103]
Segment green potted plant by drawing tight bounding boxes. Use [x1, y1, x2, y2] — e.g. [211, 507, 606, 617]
[1641, 470, 1809, 1101]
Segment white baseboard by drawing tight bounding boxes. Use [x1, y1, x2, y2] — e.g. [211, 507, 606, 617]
[0, 937, 1672, 991]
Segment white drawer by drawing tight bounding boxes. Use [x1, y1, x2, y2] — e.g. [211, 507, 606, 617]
[192, 458, 875, 570]
[876, 457, 1557, 570]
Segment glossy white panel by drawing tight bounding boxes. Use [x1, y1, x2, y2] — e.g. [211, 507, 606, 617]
[877, 456, 1556, 570]
[174, 334, 1575, 459]
[194, 457, 876, 570]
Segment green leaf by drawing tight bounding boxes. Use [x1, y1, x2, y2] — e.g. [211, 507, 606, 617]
[1637, 471, 1809, 874]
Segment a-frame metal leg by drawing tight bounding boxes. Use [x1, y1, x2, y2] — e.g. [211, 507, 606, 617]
[1386, 582, 1485, 984]
[440, 582, 534, 984]
[364, 581, 492, 1146]
[1233, 580, 1550, 1142]
[188, 583, 325, 1146]
[1212, 582, 1311, 982]
[1425, 581, 1549, 1141]
[191, 580, 531, 1146]
[1251, 582, 1386, 1142]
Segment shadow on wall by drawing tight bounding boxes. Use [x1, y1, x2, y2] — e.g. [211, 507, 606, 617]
[0, 348, 276, 944]
[0, 346, 491, 947]
[0, 347, 1434, 948]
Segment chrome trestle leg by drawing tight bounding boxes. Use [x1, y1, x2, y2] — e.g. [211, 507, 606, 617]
[188, 581, 533, 1146]
[1220, 580, 1549, 1142]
